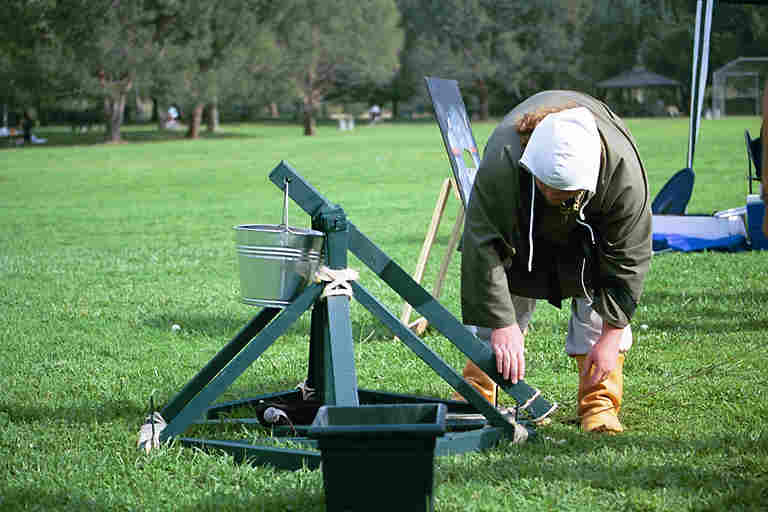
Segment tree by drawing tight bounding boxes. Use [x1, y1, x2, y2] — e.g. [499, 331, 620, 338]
[145, 0, 292, 138]
[44, 0, 183, 142]
[275, 0, 403, 135]
[387, 0, 590, 120]
[223, 31, 299, 121]
[0, 1, 80, 123]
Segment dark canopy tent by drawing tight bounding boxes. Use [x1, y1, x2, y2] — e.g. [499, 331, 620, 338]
[597, 67, 681, 116]
[597, 67, 681, 89]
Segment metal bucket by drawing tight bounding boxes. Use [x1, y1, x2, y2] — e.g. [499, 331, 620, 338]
[234, 224, 325, 308]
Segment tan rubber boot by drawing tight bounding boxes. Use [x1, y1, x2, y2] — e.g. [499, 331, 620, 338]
[574, 354, 624, 433]
[451, 359, 498, 406]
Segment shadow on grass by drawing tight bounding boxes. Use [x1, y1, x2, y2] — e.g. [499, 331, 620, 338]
[0, 488, 114, 511]
[640, 289, 768, 333]
[0, 398, 144, 425]
[144, 308, 399, 345]
[0, 126, 261, 150]
[189, 494, 326, 512]
[0, 487, 326, 511]
[144, 311, 312, 339]
[453, 431, 768, 508]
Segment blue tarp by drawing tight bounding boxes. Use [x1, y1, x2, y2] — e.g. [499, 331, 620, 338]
[652, 232, 747, 253]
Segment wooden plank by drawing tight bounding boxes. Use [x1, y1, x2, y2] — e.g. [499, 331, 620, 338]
[398, 177, 452, 329]
[179, 438, 321, 470]
[432, 203, 464, 302]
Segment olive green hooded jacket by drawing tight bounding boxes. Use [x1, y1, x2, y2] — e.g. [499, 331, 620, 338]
[461, 90, 652, 330]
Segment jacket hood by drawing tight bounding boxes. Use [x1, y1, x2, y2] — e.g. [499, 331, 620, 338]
[519, 107, 600, 194]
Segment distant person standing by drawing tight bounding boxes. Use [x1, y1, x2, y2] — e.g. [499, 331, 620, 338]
[21, 112, 33, 145]
[369, 104, 381, 125]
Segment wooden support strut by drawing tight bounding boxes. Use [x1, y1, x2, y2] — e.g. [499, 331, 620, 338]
[399, 176, 465, 335]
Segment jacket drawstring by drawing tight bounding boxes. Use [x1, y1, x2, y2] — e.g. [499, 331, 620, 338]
[575, 194, 595, 303]
[527, 177, 535, 272]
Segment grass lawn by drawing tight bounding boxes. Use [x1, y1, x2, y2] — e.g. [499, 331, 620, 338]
[2, 115, 768, 511]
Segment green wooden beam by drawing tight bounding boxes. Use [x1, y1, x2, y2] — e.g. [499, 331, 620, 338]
[205, 390, 301, 419]
[160, 283, 323, 441]
[268, 161, 556, 421]
[348, 225, 556, 422]
[161, 307, 280, 421]
[352, 281, 525, 439]
[178, 438, 321, 470]
[435, 429, 509, 456]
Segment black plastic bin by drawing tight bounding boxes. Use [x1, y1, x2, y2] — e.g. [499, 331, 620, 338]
[307, 403, 447, 512]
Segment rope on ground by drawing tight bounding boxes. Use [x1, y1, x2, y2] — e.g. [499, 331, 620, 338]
[137, 411, 167, 454]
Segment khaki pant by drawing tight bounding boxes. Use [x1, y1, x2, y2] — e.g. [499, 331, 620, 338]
[467, 296, 632, 356]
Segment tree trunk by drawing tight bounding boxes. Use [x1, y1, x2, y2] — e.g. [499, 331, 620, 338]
[303, 100, 316, 136]
[99, 73, 132, 142]
[475, 80, 490, 121]
[392, 99, 399, 120]
[157, 103, 167, 131]
[103, 97, 112, 139]
[303, 65, 318, 136]
[206, 100, 219, 133]
[269, 102, 279, 118]
[186, 103, 204, 139]
[106, 92, 127, 143]
[153, 97, 168, 131]
[102, 93, 126, 143]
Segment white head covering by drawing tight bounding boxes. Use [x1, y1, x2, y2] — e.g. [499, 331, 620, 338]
[519, 107, 600, 193]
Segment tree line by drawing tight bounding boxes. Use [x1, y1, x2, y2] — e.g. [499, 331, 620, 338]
[1, 0, 767, 141]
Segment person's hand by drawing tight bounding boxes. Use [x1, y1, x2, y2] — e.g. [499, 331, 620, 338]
[490, 324, 526, 384]
[581, 324, 622, 387]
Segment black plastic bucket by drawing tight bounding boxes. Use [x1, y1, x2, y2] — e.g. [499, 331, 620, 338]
[307, 404, 447, 512]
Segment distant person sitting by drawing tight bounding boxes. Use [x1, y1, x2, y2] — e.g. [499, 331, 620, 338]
[167, 106, 180, 128]
[369, 104, 381, 125]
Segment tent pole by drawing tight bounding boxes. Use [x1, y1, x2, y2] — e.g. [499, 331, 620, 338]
[687, 0, 703, 170]
[687, 0, 714, 170]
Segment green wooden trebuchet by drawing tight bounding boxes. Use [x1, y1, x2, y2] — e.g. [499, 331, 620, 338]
[155, 161, 557, 470]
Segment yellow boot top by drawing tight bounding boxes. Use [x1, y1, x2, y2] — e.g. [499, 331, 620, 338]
[575, 354, 624, 433]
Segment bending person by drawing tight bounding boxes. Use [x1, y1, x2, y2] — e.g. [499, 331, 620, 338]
[457, 91, 652, 433]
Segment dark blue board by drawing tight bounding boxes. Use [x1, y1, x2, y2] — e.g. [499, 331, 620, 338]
[651, 167, 695, 215]
[425, 77, 481, 208]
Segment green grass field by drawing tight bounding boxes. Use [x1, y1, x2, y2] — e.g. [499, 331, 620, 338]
[2, 115, 768, 511]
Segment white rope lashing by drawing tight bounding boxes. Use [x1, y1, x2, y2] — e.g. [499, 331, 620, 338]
[314, 265, 359, 299]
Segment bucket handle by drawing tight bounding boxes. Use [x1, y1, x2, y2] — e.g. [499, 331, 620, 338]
[281, 177, 291, 230]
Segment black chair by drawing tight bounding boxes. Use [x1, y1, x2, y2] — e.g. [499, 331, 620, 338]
[745, 129, 762, 195]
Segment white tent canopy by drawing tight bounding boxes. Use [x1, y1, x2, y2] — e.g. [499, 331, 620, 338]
[689, 0, 765, 168]
[711, 56, 768, 118]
